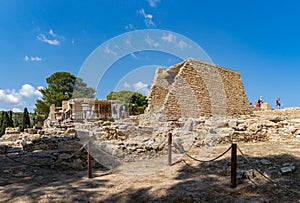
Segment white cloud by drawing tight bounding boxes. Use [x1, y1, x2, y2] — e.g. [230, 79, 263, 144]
[124, 82, 131, 88]
[37, 34, 60, 46]
[161, 33, 191, 50]
[133, 81, 148, 90]
[19, 84, 42, 98]
[138, 9, 156, 27]
[177, 40, 190, 50]
[49, 29, 58, 37]
[147, 0, 160, 7]
[0, 84, 43, 108]
[0, 89, 21, 104]
[125, 24, 135, 30]
[133, 81, 149, 95]
[12, 108, 22, 112]
[25, 56, 42, 62]
[37, 86, 44, 91]
[121, 81, 149, 96]
[145, 35, 159, 47]
[31, 56, 42, 61]
[37, 29, 64, 46]
[105, 45, 117, 56]
[125, 39, 131, 46]
[161, 33, 176, 43]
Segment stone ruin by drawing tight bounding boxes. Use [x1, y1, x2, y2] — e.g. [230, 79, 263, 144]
[1, 58, 300, 172]
[144, 58, 251, 121]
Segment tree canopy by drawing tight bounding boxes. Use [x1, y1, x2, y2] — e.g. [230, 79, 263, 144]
[0, 111, 14, 136]
[106, 90, 148, 115]
[35, 72, 95, 117]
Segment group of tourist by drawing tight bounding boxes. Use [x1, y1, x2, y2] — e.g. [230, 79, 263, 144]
[250, 96, 281, 109]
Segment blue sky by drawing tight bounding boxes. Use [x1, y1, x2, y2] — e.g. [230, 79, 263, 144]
[0, 0, 300, 112]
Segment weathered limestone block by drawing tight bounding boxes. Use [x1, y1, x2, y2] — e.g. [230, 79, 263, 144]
[261, 103, 272, 110]
[65, 127, 75, 134]
[58, 140, 82, 153]
[37, 129, 45, 135]
[0, 134, 21, 142]
[5, 127, 20, 135]
[24, 128, 38, 134]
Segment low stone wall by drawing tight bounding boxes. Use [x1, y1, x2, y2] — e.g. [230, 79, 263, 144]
[4, 127, 20, 135]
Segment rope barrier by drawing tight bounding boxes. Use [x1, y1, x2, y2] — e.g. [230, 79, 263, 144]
[185, 145, 232, 163]
[237, 146, 300, 195]
[3, 143, 87, 168]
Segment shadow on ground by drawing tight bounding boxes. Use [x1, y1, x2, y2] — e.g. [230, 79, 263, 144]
[101, 153, 300, 202]
[0, 146, 110, 202]
[1, 145, 300, 202]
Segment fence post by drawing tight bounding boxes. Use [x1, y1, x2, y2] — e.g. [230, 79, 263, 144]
[231, 143, 237, 188]
[168, 132, 172, 166]
[88, 140, 92, 178]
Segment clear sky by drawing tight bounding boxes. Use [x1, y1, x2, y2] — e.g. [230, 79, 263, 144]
[1, 0, 300, 112]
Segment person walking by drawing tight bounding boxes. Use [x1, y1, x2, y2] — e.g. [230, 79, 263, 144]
[258, 96, 263, 107]
[276, 98, 281, 109]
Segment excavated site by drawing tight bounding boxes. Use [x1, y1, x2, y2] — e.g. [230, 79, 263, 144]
[0, 59, 299, 202]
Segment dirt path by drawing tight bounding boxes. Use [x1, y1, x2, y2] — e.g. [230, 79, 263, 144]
[1, 139, 300, 202]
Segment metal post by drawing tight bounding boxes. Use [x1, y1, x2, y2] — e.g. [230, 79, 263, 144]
[231, 143, 237, 188]
[88, 140, 92, 178]
[168, 132, 172, 166]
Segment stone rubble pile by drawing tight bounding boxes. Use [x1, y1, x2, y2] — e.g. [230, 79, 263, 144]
[0, 108, 299, 171]
[0, 122, 89, 170]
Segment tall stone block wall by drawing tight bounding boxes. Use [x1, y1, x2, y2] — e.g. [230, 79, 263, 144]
[164, 63, 212, 119]
[145, 68, 169, 113]
[145, 58, 251, 120]
[216, 66, 250, 117]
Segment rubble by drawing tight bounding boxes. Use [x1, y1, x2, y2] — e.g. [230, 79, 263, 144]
[0, 107, 300, 171]
[280, 163, 296, 174]
[4, 127, 20, 134]
[260, 159, 272, 165]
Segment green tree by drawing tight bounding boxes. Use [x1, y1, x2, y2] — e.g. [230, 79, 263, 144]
[0, 111, 10, 136]
[13, 112, 23, 130]
[21, 108, 30, 131]
[8, 110, 14, 127]
[106, 90, 148, 115]
[72, 77, 96, 98]
[35, 72, 95, 117]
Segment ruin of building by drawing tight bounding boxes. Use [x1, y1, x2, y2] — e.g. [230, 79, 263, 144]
[48, 98, 127, 121]
[145, 58, 251, 120]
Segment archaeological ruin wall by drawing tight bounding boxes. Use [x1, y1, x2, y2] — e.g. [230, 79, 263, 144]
[145, 58, 251, 120]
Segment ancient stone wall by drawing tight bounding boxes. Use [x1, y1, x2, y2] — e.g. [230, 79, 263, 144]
[215, 65, 250, 117]
[146, 58, 251, 120]
[145, 68, 169, 113]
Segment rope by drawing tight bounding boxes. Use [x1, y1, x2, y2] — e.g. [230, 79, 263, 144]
[3, 143, 87, 168]
[237, 146, 300, 195]
[185, 145, 232, 163]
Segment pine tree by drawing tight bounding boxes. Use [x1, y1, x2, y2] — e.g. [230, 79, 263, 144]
[0, 111, 3, 136]
[13, 112, 23, 131]
[8, 110, 14, 127]
[35, 72, 95, 117]
[0, 111, 10, 135]
[22, 108, 30, 131]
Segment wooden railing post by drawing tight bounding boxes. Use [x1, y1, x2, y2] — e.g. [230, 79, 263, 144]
[168, 132, 172, 166]
[231, 143, 237, 188]
[88, 140, 92, 178]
